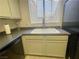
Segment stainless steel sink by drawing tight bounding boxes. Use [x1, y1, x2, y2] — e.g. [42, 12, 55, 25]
[31, 28, 60, 34]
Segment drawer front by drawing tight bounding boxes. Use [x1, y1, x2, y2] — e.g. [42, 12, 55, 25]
[22, 36, 44, 40]
[22, 36, 68, 40]
[45, 36, 68, 41]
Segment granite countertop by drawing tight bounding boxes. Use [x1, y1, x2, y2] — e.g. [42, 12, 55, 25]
[0, 29, 22, 51]
[22, 28, 70, 35]
[0, 28, 70, 51]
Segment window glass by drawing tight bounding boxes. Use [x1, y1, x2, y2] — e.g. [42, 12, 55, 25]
[28, 0, 63, 25]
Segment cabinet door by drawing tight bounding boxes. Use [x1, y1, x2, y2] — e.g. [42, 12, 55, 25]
[9, 0, 20, 19]
[45, 36, 68, 57]
[46, 40, 67, 57]
[22, 36, 45, 55]
[0, 0, 11, 17]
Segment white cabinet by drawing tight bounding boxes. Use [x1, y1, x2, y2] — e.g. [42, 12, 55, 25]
[0, 0, 20, 19]
[45, 36, 68, 57]
[45, 40, 67, 57]
[22, 36, 45, 55]
[8, 0, 20, 19]
[22, 35, 68, 58]
[0, 0, 11, 17]
[24, 39, 44, 55]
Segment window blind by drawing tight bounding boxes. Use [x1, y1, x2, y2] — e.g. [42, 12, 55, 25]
[28, 0, 64, 26]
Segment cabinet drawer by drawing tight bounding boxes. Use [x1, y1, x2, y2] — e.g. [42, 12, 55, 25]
[22, 36, 68, 40]
[45, 36, 68, 41]
[22, 36, 44, 40]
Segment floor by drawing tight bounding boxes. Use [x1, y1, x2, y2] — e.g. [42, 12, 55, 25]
[25, 55, 64, 59]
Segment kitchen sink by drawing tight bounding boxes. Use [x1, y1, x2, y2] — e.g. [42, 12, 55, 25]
[31, 28, 60, 34]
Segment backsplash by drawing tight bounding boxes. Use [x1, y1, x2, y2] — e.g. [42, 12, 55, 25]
[0, 19, 18, 32]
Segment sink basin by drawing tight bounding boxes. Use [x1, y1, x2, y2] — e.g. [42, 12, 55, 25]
[31, 28, 60, 34]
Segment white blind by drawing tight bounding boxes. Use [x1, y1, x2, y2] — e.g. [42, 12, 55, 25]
[28, 0, 63, 25]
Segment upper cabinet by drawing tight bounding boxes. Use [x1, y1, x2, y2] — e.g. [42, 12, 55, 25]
[8, 0, 21, 19]
[0, 0, 20, 19]
[0, 0, 11, 17]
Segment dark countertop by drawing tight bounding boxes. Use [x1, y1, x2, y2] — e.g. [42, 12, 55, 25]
[22, 28, 70, 35]
[0, 29, 22, 51]
[0, 28, 70, 51]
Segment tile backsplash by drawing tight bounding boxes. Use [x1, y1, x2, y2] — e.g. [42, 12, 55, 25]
[0, 19, 18, 32]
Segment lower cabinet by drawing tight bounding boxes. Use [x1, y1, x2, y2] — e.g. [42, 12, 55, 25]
[22, 35, 68, 58]
[22, 37, 45, 55]
[45, 40, 67, 57]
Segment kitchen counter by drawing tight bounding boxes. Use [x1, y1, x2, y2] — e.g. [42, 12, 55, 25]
[0, 28, 70, 52]
[23, 28, 70, 35]
[0, 29, 22, 52]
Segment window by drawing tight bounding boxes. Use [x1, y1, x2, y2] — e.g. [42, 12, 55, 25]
[28, 0, 63, 26]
